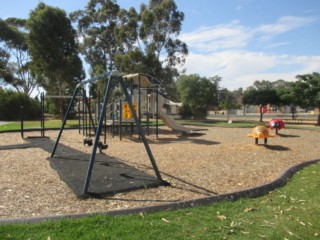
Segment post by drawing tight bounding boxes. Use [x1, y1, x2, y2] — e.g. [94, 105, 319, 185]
[156, 89, 159, 138]
[146, 91, 149, 136]
[78, 96, 81, 134]
[111, 102, 115, 138]
[84, 90, 88, 137]
[82, 88, 85, 136]
[138, 77, 141, 139]
[20, 106, 24, 139]
[51, 87, 80, 157]
[119, 77, 164, 182]
[119, 98, 122, 140]
[83, 73, 115, 194]
[41, 92, 45, 137]
[84, 94, 96, 136]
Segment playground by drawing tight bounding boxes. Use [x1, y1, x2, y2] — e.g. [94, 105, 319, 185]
[1, 125, 319, 220]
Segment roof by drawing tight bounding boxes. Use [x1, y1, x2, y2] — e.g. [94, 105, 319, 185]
[123, 73, 161, 88]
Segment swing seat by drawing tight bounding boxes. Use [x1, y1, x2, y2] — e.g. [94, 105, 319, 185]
[83, 137, 93, 146]
[98, 141, 108, 153]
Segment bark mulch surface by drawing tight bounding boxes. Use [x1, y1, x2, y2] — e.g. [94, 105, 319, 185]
[0, 126, 319, 220]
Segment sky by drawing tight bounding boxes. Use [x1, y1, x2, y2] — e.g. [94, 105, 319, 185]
[1, 0, 320, 90]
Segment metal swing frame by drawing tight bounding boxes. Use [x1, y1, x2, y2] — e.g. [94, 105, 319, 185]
[51, 70, 164, 194]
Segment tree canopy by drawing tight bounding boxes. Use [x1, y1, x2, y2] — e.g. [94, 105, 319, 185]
[242, 88, 280, 107]
[218, 88, 241, 113]
[0, 18, 37, 96]
[176, 74, 219, 119]
[71, 0, 188, 100]
[27, 3, 84, 116]
[294, 72, 320, 125]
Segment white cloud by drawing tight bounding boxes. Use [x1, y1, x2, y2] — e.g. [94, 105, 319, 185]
[181, 21, 252, 52]
[183, 52, 320, 90]
[181, 15, 318, 53]
[256, 16, 317, 35]
[264, 41, 290, 49]
[180, 15, 320, 90]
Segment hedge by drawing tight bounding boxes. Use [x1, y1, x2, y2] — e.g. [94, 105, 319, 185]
[0, 89, 41, 120]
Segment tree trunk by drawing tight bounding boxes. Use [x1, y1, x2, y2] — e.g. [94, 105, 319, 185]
[259, 105, 263, 122]
[317, 107, 320, 126]
[291, 106, 296, 120]
[59, 97, 64, 121]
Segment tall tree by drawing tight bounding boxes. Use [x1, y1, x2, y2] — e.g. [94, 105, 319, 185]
[0, 18, 37, 96]
[117, 0, 188, 99]
[70, 0, 123, 75]
[27, 3, 84, 117]
[70, 0, 130, 98]
[72, 0, 188, 100]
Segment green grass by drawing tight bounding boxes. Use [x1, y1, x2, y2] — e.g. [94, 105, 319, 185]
[1, 162, 319, 239]
[1, 118, 318, 132]
[0, 120, 80, 131]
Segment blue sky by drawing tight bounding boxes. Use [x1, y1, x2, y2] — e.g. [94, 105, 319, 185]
[1, 0, 319, 90]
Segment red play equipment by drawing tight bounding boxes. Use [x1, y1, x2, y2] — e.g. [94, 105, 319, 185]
[268, 119, 285, 134]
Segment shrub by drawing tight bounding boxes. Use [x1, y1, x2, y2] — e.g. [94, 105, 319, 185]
[0, 89, 41, 120]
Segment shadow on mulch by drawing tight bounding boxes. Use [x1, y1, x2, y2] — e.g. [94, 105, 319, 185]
[277, 133, 300, 138]
[264, 145, 291, 151]
[127, 128, 220, 146]
[23, 138, 166, 198]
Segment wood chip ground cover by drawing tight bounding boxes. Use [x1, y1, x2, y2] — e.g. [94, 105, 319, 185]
[0, 126, 319, 219]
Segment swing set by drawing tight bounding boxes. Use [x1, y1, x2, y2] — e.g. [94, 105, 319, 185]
[51, 71, 168, 195]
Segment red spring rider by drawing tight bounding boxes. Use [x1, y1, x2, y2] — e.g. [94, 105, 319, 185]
[268, 119, 285, 134]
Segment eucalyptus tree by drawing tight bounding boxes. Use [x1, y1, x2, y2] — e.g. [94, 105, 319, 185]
[71, 0, 188, 100]
[70, 0, 130, 98]
[117, 0, 188, 99]
[0, 18, 37, 96]
[70, 0, 124, 75]
[27, 3, 84, 117]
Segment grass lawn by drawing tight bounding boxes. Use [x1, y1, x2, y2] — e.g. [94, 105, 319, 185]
[1, 117, 319, 132]
[0, 118, 319, 239]
[0, 162, 319, 239]
[0, 118, 266, 132]
[0, 119, 80, 131]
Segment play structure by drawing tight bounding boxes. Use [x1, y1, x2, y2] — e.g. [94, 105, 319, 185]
[20, 72, 200, 140]
[51, 71, 173, 195]
[268, 119, 285, 134]
[114, 73, 202, 137]
[19, 71, 202, 196]
[247, 126, 276, 145]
